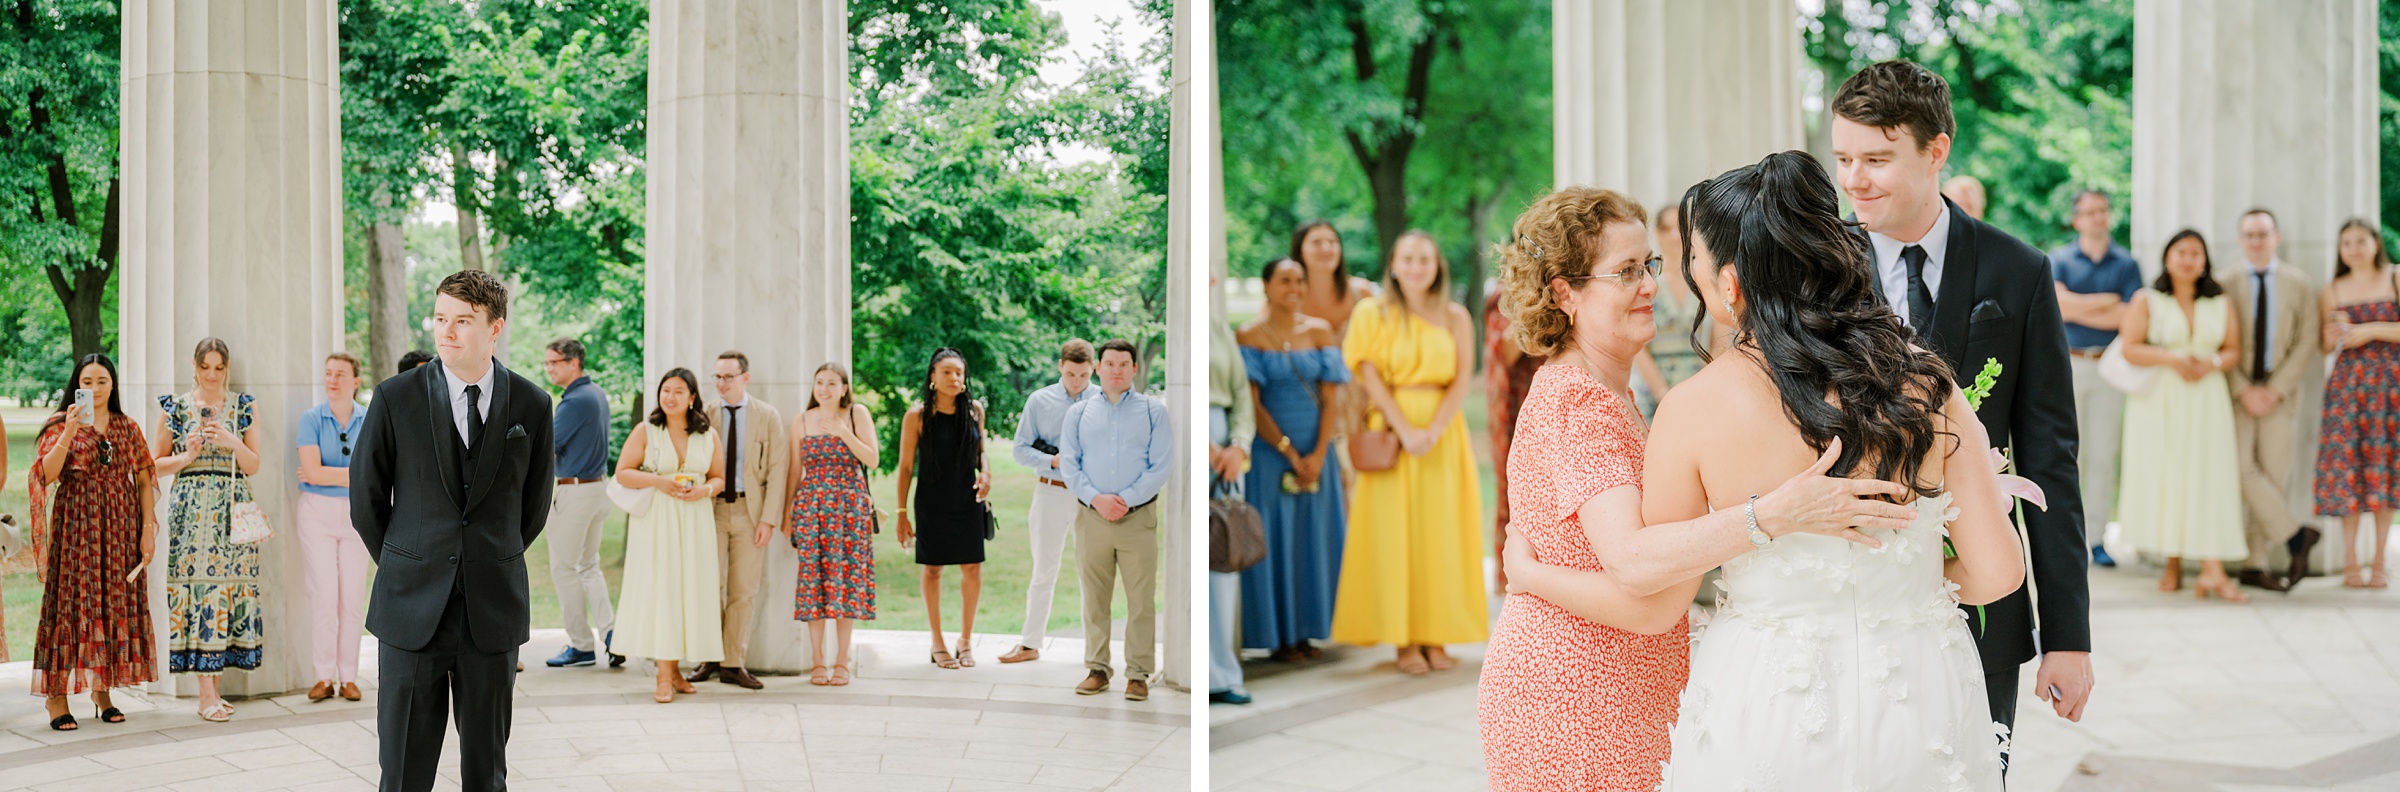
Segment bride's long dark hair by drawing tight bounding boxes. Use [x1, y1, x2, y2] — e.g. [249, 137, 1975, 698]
[1678, 150, 1955, 497]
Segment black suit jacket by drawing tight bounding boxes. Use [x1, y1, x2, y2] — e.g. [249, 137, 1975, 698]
[1859, 198, 2092, 669]
[351, 358, 556, 654]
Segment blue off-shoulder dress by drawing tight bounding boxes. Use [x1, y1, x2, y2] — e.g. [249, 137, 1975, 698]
[1239, 345, 1351, 651]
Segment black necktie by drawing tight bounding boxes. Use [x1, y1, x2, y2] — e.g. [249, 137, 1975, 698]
[2252, 271, 2270, 381]
[465, 384, 486, 453]
[1901, 244, 1935, 338]
[720, 405, 741, 503]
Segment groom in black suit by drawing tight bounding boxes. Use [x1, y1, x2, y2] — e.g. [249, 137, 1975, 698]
[1829, 61, 2096, 758]
[352, 270, 556, 792]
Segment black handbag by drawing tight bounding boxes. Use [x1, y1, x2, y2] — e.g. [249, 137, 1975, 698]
[1209, 476, 1265, 574]
[974, 405, 997, 540]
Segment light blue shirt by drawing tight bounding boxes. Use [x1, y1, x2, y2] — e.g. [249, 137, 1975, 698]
[1057, 388, 1173, 508]
[297, 399, 367, 498]
[1011, 380, 1100, 474]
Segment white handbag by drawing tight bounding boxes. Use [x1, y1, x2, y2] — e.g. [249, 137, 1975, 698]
[0, 514, 21, 558]
[605, 476, 653, 517]
[230, 494, 273, 544]
[2096, 337, 2157, 395]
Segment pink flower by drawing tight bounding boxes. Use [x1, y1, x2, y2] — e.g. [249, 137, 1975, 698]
[1989, 447, 2047, 511]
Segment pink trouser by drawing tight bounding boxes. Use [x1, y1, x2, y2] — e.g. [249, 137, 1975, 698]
[298, 492, 370, 684]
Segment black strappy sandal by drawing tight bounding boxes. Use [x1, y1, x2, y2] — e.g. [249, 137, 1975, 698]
[48, 712, 77, 731]
[98, 706, 125, 724]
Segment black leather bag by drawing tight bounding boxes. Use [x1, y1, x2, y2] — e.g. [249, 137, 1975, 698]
[975, 405, 997, 540]
[1209, 477, 1266, 574]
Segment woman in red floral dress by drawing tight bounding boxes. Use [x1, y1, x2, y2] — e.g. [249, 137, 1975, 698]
[2314, 219, 2400, 589]
[786, 363, 881, 685]
[29, 354, 159, 730]
[1479, 187, 1916, 790]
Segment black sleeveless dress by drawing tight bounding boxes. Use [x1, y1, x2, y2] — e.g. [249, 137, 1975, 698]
[913, 405, 986, 566]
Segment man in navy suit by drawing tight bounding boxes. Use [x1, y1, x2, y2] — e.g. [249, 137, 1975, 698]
[351, 270, 555, 792]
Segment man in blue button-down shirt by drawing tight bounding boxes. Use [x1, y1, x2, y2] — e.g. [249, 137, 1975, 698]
[998, 340, 1098, 664]
[1058, 339, 1172, 701]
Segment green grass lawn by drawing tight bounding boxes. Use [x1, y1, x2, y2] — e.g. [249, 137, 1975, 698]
[2, 406, 1145, 660]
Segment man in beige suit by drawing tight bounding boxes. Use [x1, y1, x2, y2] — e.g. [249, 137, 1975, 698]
[2221, 208, 2324, 592]
[687, 350, 790, 688]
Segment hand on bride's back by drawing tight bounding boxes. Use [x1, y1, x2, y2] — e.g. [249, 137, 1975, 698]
[1756, 438, 1920, 547]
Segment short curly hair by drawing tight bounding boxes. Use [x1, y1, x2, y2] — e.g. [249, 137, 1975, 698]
[1497, 188, 1648, 357]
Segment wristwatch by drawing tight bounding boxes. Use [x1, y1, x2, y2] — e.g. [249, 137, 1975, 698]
[1744, 494, 1772, 549]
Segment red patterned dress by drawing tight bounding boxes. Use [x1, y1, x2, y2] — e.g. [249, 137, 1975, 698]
[2315, 279, 2400, 516]
[30, 414, 159, 697]
[1478, 364, 1687, 792]
[790, 433, 876, 620]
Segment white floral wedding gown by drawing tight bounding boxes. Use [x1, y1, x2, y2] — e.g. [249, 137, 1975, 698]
[1662, 493, 2005, 791]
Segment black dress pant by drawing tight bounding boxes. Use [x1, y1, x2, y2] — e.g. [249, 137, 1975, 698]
[1986, 663, 2019, 776]
[379, 593, 517, 792]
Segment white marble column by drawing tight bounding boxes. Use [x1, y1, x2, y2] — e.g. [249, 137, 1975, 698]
[1552, 0, 1803, 213]
[1157, 0, 1203, 691]
[2130, 0, 2378, 566]
[646, 0, 850, 674]
[118, 0, 344, 698]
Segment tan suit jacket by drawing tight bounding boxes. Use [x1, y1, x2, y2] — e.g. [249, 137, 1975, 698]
[2219, 262, 2320, 399]
[705, 395, 789, 528]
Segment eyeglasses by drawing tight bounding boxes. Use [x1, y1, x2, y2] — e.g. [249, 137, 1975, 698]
[1563, 258, 1662, 287]
[713, 374, 742, 382]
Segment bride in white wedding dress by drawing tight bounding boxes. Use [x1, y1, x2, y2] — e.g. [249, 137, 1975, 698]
[1651, 152, 2025, 791]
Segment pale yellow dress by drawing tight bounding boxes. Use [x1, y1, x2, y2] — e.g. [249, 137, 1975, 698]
[2117, 290, 2247, 561]
[1330, 300, 1489, 646]
[613, 423, 726, 662]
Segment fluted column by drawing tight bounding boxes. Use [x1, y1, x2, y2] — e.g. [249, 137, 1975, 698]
[1157, 0, 1204, 691]
[118, 0, 344, 698]
[1552, 0, 1802, 212]
[647, 0, 850, 673]
[2130, 0, 2378, 563]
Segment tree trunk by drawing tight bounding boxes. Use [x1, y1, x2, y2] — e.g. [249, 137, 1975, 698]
[1341, 8, 1443, 266]
[452, 144, 486, 272]
[366, 220, 409, 386]
[1460, 185, 1501, 369]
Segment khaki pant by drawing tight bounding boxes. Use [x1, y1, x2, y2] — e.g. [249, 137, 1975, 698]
[548, 482, 615, 652]
[711, 496, 768, 668]
[1077, 499, 1158, 680]
[2069, 357, 2126, 529]
[2234, 395, 2302, 572]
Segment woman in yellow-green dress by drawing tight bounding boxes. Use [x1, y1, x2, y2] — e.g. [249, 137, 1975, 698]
[1330, 230, 1488, 674]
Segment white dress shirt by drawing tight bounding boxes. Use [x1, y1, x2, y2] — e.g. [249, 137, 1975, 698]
[443, 360, 498, 446]
[1868, 204, 1955, 327]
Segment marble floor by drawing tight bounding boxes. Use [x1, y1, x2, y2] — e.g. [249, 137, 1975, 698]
[1208, 554, 2400, 792]
[0, 629, 1190, 792]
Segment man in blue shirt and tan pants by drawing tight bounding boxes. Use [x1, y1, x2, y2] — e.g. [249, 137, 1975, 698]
[1059, 339, 1172, 701]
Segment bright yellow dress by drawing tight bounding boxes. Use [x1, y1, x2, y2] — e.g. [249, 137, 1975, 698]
[1330, 300, 1489, 646]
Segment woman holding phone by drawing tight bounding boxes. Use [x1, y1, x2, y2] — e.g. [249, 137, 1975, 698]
[31, 354, 159, 730]
[150, 337, 266, 721]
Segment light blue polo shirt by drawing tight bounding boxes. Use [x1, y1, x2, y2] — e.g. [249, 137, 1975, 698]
[297, 399, 367, 498]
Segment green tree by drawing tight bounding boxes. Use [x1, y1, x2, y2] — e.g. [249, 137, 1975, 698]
[1802, 0, 2133, 250]
[848, 0, 1169, 466]
[2380, 0, 2400, 250]
[0, 0, 119, 362]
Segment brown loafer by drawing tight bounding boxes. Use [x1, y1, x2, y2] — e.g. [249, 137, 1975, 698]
[685, 662, 720, 684]
[2239, 568, 2290, 593]
[307, 680, 334, 702]
[998, 645, 1041, 663]
[718, 667, 765, 690]
[339, 682, 362, 702]
[2287, 527, 2321, 587]
[1074, 670, 1110, 696]
[1124, 679, 1148, 701]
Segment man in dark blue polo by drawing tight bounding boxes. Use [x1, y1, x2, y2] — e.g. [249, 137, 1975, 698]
[540, 338, 620, 667]
[2048, 189, 2143, 569]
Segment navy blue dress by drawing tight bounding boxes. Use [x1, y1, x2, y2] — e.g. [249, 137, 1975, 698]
[1239, 346, 1350, 650]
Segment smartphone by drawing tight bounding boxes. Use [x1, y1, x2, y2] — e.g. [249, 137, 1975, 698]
[74, 389, 93, 423]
